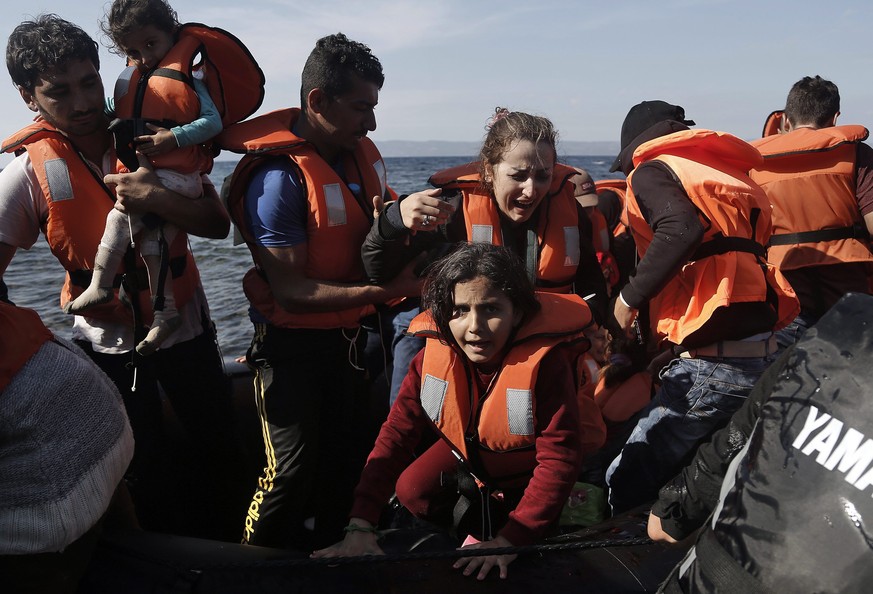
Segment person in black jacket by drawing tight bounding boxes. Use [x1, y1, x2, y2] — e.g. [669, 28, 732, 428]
[648, 292, 873, 593]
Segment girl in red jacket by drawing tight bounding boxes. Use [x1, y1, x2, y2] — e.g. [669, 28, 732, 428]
[313, 242, 589, 580]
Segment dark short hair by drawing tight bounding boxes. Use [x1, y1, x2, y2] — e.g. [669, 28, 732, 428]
[101, 0, 179, 56]
[785, 75, 840, 128]
[299, 33, 384, 111]
[6, 14, 100, 91]
[478, 108, 558, 195]
[422, 242, 540, 344]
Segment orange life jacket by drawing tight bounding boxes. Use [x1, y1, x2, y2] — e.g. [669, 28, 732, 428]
[594, 371, 652, 424]
[114, 22, 265, 174]
[1, 122, 199, 326]
[429, 163, 582, 293]
[577, 353, 601, 400]
[595, 179, 629, 236]
[750, 125, 873, 271]
[626, 129, 799, 345]
[587, 206, 611, 254]
[409, 292, 597, 487]
[575, 353, 608, 452]
[761, 110, 786, 137]
[0, 303, 52, 392]
[220, 108, 387, 329]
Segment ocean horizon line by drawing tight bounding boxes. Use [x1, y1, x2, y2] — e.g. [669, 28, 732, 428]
[213, 139, 621, 161]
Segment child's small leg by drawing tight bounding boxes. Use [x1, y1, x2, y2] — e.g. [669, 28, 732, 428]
[133, 170, 199, 355]
[136, 225, 181, 356]
[64, 210, 136, 314]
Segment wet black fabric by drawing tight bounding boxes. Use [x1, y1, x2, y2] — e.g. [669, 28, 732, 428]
[656, 292, 873, 593]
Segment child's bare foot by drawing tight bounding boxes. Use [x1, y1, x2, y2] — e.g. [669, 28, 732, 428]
[135, 313, 182, 356]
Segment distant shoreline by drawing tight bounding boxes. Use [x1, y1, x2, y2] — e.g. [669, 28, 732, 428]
[0, 141, 621, 170]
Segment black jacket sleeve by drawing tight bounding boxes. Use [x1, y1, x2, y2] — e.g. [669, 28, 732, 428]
[573, 204, 609, 325]
[650, 345, 796, 539]
[620, 161, 705, 309]
[361, 197, 454, 284]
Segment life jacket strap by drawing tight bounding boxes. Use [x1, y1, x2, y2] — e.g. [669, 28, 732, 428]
[767, 223, 868, 247]
[690, 234, 766, 261]
[70, 254, 187, 291]
[692, 528, 775, 594]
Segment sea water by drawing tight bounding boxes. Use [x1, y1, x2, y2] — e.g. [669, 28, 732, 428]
[4, 155, 620, 355]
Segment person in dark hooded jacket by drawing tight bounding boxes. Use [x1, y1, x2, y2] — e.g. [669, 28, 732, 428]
[604, 101, 798, 513]
[648, 292, 873, 593]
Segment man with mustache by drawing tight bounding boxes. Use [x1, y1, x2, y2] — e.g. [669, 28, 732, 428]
[220, 33, 420, 550]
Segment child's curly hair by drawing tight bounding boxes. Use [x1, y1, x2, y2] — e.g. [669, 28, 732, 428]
[101, 0, 180, 55]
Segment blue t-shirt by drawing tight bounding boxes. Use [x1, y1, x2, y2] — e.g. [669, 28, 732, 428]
[241, 157, 364, 323]
[243, 157, 362, 248]
[243, 159, 309, 247]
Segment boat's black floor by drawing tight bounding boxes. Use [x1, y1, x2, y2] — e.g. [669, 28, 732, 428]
[79, 505, 689, 593]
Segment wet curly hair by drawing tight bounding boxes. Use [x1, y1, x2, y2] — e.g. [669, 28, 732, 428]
[101, 0, 180, 55]
[422, 242, 540, 345]
[6, 14, 100, 92]
[478, 107, 558, 196]
[300, 32, 384, 111]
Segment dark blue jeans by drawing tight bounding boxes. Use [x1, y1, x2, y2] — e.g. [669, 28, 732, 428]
[606, 353, 775, 513]
[774, 313, 817, 353]
[388, 300, 426, 406]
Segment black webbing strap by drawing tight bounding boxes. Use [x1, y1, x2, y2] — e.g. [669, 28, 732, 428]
[448, 447, 495, 541]
[152, 228, 170, 312]
[450, 469, 486, 539]
[690, 234, 766, 262]
[692, 528, 774, 594]
[767, 224, 867, 247]
[70, 255, 187, 291]
[120, 248, 148, 352]
[525, 228, 539, 287]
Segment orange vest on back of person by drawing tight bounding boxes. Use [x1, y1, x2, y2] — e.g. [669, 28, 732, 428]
[114, 23, 265, 174]
[1, 122, 199, 326]
[429, 163, 582, 293]
[594, 371, 652, 424]
[761, 110, 786, 137]
[220, 108, 387, 329]
[750, 125, 872, 271]
[575, 353, 608, 451]
[0, 303, 52, 392]
[627, 129, 799, 345]
[410, 292, 597, 487]
[587, 206, 611, 254]
[595, 179, 629, 236]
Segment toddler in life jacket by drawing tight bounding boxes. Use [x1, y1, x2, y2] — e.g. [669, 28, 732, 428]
[64, 0, 261, 355]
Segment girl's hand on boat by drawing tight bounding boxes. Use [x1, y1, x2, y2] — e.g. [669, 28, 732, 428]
[399, 189, 456, 232]
[453, 535, 517, 580]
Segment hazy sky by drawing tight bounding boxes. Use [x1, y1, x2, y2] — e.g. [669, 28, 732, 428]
[2, 0, 871, 167]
